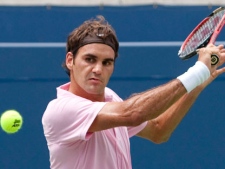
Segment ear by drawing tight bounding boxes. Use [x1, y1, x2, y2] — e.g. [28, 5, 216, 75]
[66, 52, 74, 70]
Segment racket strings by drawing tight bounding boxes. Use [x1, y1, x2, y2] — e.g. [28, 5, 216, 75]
[182, 9, 225, 56]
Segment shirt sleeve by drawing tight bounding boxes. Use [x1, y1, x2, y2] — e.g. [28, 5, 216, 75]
[43, 97, 106, 144]
[127, 121, 148, 138]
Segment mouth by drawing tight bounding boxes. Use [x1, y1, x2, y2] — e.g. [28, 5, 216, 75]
[89, 78, 101, 83]
[90, 77, 99, 80]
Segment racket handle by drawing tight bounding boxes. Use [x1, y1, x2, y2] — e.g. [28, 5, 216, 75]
[211, 54, 219, 65]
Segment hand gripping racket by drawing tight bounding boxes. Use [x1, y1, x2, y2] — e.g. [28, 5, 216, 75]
[178, 7, 225, 65]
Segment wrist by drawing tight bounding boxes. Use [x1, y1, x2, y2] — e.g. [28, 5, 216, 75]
[177, 61, 210, 93]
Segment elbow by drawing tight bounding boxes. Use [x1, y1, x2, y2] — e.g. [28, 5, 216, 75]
[148, 120, 171, 144]
[151, 134, 170, 144]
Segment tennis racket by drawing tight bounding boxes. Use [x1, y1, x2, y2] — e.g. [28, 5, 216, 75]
[178, 7, 225, 65]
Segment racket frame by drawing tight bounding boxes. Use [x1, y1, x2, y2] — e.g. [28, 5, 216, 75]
[178, 7, 225, 61]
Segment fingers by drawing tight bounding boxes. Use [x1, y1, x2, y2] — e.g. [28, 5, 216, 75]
[212, 67, 225, 78]
[195, 44, 225, 87]
[197, 44, 223, 72]
[217, 67, 225, 75]
[200, 66, 225, 88]
[197, 46, 217, 67]
[207, 44, 223, 48]
[214, 45, 225, 67]
[218, 44, 224, 50]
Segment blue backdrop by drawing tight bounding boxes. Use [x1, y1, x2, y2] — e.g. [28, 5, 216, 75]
[0, 5, 225, 169]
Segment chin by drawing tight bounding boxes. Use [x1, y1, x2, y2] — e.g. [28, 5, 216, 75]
[85, 88, 104, 95]
[88, 91, 104, 95]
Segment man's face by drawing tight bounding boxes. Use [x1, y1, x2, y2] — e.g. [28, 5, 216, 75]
[67, 43, 115, 99]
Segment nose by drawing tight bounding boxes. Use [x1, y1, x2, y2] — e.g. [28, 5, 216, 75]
[92, 63, 103, 74]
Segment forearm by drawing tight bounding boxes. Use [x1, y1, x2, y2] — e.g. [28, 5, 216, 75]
[137, 66, 225, 143]
[123, 79, 187, 123]
[146, 85, 203, 142]
[129, 61, 210, 122]
[92, 61, 215, 132]
[89, 79, 186, 132]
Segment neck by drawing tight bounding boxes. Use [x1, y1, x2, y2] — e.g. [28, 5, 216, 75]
[68, 81, 105, 102]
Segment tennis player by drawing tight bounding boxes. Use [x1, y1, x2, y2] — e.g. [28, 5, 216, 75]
[42, 15, 225, 169]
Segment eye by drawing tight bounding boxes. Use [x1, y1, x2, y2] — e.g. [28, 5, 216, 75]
[103, 60, 114, 66]
[85, 57, 95, 63]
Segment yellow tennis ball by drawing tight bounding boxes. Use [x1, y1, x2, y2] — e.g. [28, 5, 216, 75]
[0, 110, 23, 134]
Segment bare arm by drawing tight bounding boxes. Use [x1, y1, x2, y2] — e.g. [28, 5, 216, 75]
[137, 86, 202, 143]
[137, 66, 225, 144]
[136, 45, 225, 143]
[89, 44, 225, 133]
[89, 79, 186, 132]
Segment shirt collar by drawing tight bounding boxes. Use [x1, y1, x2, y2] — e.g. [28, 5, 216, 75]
[56, 82, 113, 102]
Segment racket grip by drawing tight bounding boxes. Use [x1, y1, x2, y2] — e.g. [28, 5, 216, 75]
[211, 54, 219, 65]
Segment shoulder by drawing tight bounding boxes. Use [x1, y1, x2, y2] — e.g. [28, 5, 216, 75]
[105, 87, 123, 102]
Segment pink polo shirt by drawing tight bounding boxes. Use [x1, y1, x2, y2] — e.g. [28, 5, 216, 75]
[42, 83, 147, 169]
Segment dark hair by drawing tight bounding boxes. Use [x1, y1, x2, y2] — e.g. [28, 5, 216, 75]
[62, 15, 119, 76]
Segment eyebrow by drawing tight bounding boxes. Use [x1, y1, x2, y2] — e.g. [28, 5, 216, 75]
[85, 53, 115, 62]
